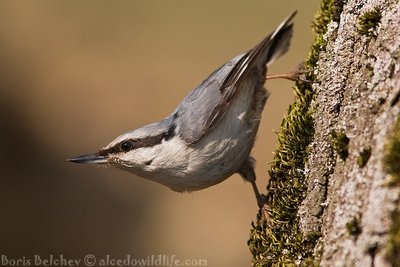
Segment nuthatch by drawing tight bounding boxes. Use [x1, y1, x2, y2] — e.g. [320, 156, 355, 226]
[69, 12, 296, 207]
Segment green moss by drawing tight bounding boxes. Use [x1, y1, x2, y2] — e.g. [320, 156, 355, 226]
[345, 217, 362, 237]
[384, 116, 400, 266]
[247, 80, 314, 267]
[357, 147, 371, 168]
[383, 116, 400, 186]
[386, 210, 400, 267]
[357, 8, 382, 37]
[330, 130, 350, 160]
[307, 231, 323, 243]
[248, 0, 345, 266]
[308, 0, 344, 68]
[302, 257, 319, 267]
[312, 0, 344, 35]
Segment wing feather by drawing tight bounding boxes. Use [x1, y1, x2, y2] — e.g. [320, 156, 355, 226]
[178, 11, 296, 144]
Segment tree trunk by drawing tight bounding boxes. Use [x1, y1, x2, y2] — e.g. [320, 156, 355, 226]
[248, 1, 400, 266]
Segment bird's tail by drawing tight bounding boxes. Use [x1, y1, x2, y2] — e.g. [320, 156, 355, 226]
[264, 11, 296, 66]
[221, 11, 296, 89]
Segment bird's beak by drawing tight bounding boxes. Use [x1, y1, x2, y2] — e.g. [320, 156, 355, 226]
[67, 153, 108, 164]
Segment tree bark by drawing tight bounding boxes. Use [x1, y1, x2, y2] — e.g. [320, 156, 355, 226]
[249, 1, 400, 266]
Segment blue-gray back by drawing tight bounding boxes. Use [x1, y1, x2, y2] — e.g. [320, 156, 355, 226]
[175, 55, 244, 144]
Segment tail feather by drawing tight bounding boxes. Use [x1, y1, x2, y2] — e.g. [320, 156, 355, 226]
[265, 11, 296, 66]
[222, 11, 296, 89]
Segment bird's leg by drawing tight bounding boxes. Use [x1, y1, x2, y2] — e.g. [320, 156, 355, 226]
[250, 179, 268, 208]
[238, 157, 271, 224]
[238, 157, 267, 208]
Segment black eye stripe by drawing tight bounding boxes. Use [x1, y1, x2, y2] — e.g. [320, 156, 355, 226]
[98, 124, 176, 156]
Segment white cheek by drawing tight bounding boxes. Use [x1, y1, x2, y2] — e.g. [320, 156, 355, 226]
[117, 137, 188, 173]
[137, 147, 157, 160]
[120, 148, 157, 167]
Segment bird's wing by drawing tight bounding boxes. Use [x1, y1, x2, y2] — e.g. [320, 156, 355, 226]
[176, 56, 242, 144]
[177, 11, 296, 144]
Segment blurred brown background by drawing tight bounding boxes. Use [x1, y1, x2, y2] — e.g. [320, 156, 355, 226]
[0, 1, 319, 266]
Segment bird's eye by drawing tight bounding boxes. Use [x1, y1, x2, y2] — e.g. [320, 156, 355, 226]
[120, 141, 133, 152]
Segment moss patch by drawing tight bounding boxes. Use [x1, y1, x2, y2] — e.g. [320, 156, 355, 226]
[308, 0, 344, 67]
[384, 115, 400, 266]
[386, 210, 400, 267]
[357, 147, 371, 168]
[345, 217, 362, 238]
[248, 0, 344, 266]
[357, 8, 382, 37]
[330, 130, 350, 160]
[383, 115, 400, 186]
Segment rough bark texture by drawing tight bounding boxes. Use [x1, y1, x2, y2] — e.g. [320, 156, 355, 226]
[302, 0, 400, 266]
[249, 0, 400, 266]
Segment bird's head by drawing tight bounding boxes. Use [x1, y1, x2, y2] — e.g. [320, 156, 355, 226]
[68, 122, 176, 172]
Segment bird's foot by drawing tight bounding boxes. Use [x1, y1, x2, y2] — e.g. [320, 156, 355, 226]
[256, 193, 267, 208]
[257, 194, 272, 227]
[265, 62, 313, 83]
